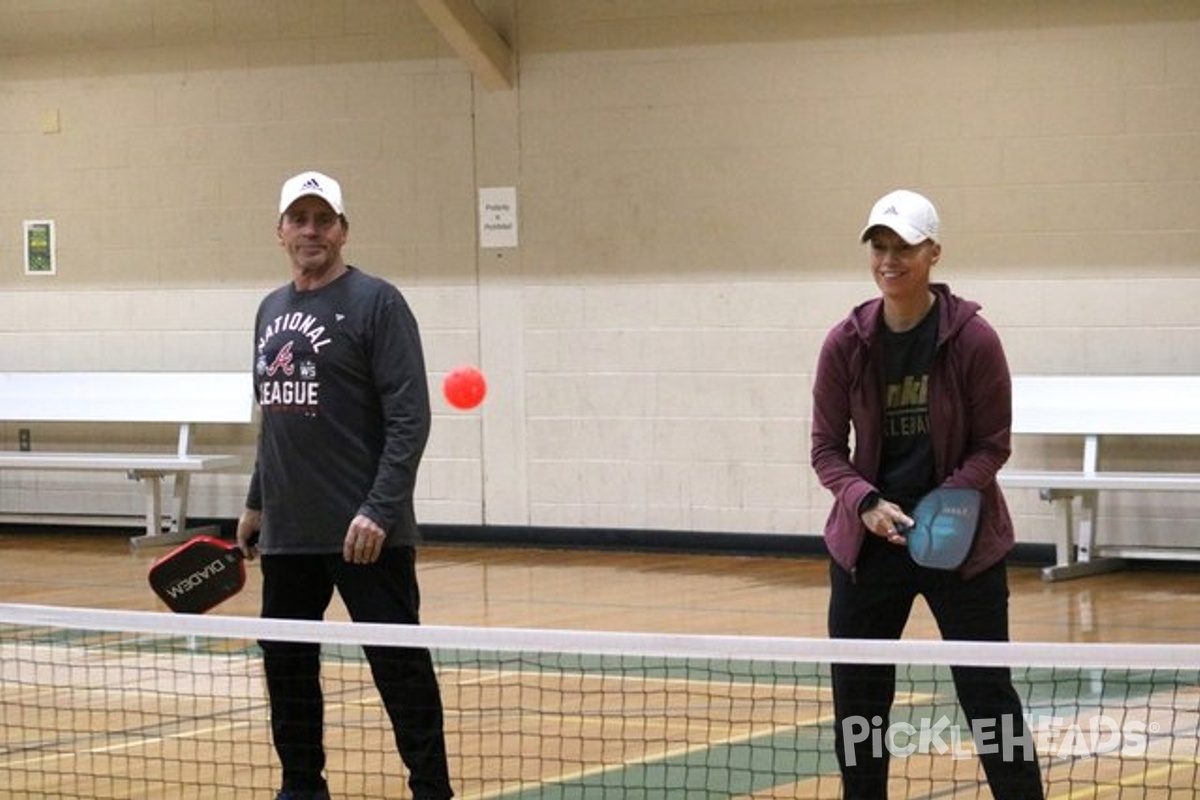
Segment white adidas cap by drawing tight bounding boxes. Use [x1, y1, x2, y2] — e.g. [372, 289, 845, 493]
[859, 189, 939, 244]
[278, 170, 345, 217]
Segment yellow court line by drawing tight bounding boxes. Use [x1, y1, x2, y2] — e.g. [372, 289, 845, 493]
[432, 665, 943, 800]
[1, 720, 255, 769]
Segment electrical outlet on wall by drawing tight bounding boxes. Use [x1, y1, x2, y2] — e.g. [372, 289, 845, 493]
[19, 428, 30, 452]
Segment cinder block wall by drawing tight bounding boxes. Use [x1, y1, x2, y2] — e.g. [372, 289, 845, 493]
[0, 1, 1197, 548]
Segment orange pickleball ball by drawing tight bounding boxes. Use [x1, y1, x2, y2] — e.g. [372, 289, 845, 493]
[443, 365, 487, 410]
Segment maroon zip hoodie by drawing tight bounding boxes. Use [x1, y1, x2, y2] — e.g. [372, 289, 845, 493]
[810, 283, 1015, 580]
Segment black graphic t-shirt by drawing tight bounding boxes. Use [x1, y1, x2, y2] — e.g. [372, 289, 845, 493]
[877, 302, 938, 512]
[247, 266, 430, 554]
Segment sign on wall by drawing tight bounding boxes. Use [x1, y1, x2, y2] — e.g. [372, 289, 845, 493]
[478, 187, 518, 249]
[24, 220, 56, 275]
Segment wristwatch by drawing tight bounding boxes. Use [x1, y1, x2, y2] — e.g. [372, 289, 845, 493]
[859, 492, 882, 515]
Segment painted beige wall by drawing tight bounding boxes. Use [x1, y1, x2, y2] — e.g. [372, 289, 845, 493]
[0, 1, 1197, 548]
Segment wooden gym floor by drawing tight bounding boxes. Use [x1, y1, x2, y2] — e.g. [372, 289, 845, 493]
[1, 526, 1197, 645]
[2, 528, 1198, 798]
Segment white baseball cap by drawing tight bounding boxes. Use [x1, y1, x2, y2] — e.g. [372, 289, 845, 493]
[859, 189, 939, 244]
[278, 170, 345, 217]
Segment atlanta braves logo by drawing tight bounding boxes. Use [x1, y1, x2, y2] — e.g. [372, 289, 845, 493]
[266, 341, 296, 377]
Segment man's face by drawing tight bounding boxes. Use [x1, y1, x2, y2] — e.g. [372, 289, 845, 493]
[277, 196, 347, 276]
[867, 227, 940, 299]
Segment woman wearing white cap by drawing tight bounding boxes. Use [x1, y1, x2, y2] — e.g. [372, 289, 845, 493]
[811, 190, 1044, 798]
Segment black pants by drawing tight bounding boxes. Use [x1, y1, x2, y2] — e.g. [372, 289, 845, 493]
[828, 538, 1044, 799]
[259, 548, 454, 799]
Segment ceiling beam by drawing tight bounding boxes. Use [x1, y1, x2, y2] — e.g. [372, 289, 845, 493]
[415, 0, 514, 91]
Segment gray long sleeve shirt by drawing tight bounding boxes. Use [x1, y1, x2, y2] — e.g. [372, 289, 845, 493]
[246, 266, 431, 554]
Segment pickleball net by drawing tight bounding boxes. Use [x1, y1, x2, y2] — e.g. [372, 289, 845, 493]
[2, 603, 1197, 799]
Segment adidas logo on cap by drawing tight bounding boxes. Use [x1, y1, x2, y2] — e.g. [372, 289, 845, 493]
[859, 189, 939, 245]
[279, 170, 346, 216]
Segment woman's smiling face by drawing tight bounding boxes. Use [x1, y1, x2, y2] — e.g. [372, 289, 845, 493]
[867, 227, 941, 301]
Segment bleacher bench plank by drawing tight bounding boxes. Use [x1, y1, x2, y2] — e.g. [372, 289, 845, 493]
[0, 372, 254, 546]
[0, 453, 238, 471]
[999, 375, 1200, 581]
[1000, 471, 1200, 493]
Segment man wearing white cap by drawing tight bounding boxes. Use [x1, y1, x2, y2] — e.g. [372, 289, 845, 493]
[810, 190, 1044, 798]
[237, 171, 453, 800]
